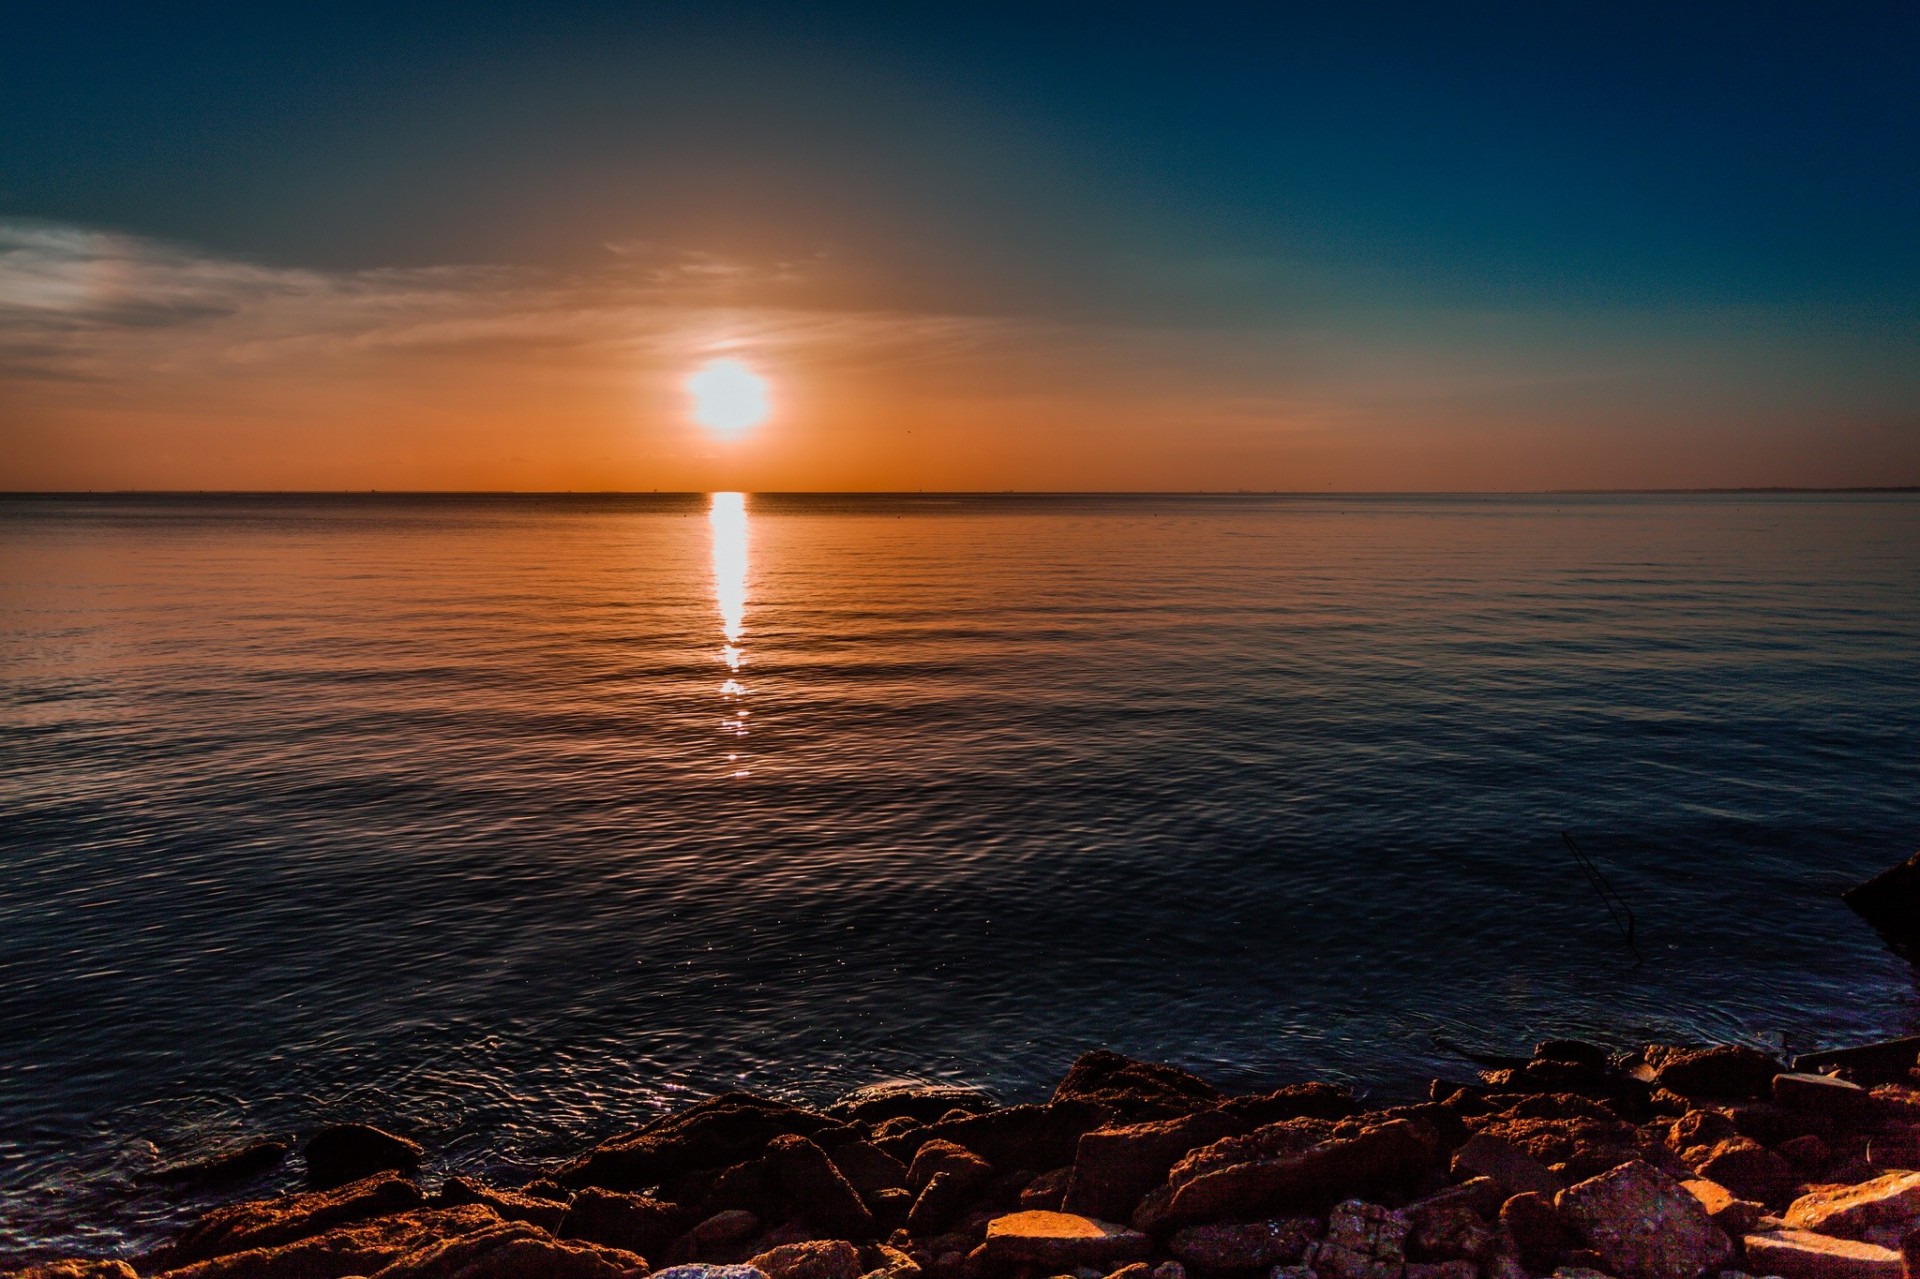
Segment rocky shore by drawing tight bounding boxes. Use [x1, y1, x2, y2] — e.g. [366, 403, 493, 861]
[18, 1038, 1920, 1279]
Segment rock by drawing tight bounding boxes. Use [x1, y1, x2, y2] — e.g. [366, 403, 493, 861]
[153, 1205, 501, 1279]
[1731, 1103, 1835, 1146]
[1501, 1190, 1575, 1271]
[653, 1267, 768, 1279]
[892, 1105, 1110, 1174]
[868, 1188, 912, 1235]
[1553, 1159, 1731, 1279]
[1401, 1188, 1495, 1263]
[305, 1124, 424, 1188]
[373, 1220, 652, 1279]
[909, 1171, 983, 1237]
[685, 1209, 762, 1251]
[750, 1241, 865, 1279]
[767, 1135, 878, 1239]
[1869, 1134, 1920, 1172]
[6, 1265, 138, 1279]
[1783, 1171, 1920, 1240]
[1302, 1200, 1407, 1279]
[977, 1211, 1152, 1270]
[558, 1095, 850, 1193]
[1783, 1134, 1833, 1170]
[1537, 1042, 1615, 1071]
[1403, 1264, 1474, 1279]
[561, 1189, 691, 1257]
[436, 1176, 569, 1232]
[1667, 1110, 1738, 1153]
[1550, 1269, 1615, 1279]
[908, 1142, 995, 1195]
[1776, 1074, 1879, 1121]
[1692, 1137, 1797, 1204]
[1652, 1048, 1782, 1102]
[1166, 1219, 1318, 1272]
[1023, 1168, 1074, 1211]
[149, 1140, 291, 1187]
[1842, 852, 1920, 951]
[1152, 1264, 1188, 1279]
[151, 1171, 426, 1268]
[1267, 1268, 1314, 1279]
[834, 1143, 911, 1196]
[1221, 1086, 1359, 1127]
[1167, 1120, 1341, 1188]
[1064, 1112, 1246, 1223]
[1136, 1121, 1433, 1233]
[1450, 1133, 1564, 1198]
[830, 1084, 996, 1125]
[1796, 1039, 1920, 1087]
[1482, 1255, 1527, 1279]
[1744, 1229, 1903, 1279]
[1680, 1178, 1763, 1236]
[1051, 1052, 1221, 1122]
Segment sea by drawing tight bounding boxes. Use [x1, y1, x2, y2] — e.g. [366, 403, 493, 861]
[2, 491, 1917, 1260]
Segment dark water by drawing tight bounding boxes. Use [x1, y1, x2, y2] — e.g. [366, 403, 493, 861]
[3, 492, 1918, 1259]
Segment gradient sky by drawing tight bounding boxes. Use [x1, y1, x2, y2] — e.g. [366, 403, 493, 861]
[3, 1, 1917, 490]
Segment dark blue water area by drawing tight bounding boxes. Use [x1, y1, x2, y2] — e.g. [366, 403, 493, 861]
[1, 492, 1917, 1259]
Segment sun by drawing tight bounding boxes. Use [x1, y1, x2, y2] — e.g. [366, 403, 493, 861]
[686, 357, 771, 435]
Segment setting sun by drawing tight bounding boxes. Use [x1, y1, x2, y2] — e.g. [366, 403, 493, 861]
[686, 357, 771, 435]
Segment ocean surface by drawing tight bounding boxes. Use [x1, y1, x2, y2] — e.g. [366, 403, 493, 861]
[3, 491, 1918, 1259]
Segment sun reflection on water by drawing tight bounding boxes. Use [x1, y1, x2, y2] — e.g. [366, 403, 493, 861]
[709, 492, 750, 775]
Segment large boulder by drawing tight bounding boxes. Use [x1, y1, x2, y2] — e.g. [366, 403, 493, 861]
[765, 1135, 876, 1238]
[1167, 1219, 1317, 1272]
[148, 1140, 291, 1188]
[150, 1171, 426, 1269]
[1553, 1160, 1731, 1279]
[556, 1095, 847, 1192]
[305, 1124, 425, 1188]
[561, 1189, 691, 1258]
[1134, 1121, 1433, 1233]
[1775, 1073, 1879, 1122]
[1690, 1137, 1797, 1205]
[1064, 1111, 1246, 1222]
[826, 1142, 908, 1196]
[436, 1177, 568, 1232]
[373, 1220, 652, 1279]
[1795, 1038, 1920, 1087]
[1220, 1084, 1358, 1126]
[1744, 1229, 1903, 1279]
[1649, 1047, 1782, 1102]
[905, 1141, 992, 1194]
[1302, 1200, 1407, 1279]
[884, 1103, 1109, 1171]
[1782, 1171, 1920, 1240]
[153, 1204, 501, 1279]
[1051, 1052, 1221, 1121]
[976, 1210, 1152, 1270]
[827, 1083, 994, 1125]
[1449, 1133, 1562, 1198]
[748, 1240, 864, 1279]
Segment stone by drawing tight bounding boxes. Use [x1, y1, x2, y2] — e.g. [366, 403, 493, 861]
[1653, 1048, 1782, 1102]
[685, 1209, 762, 1251]
[305, 1124, 425, 1188]
[750, 1241, 865, 1279]
[1667, 1110, 1738, 1153]
[149, 1140, 291, 1187]
[830, 1084, 996, 1125]
[1680, 1178, 1763, 1236]
[1052, 1052, 1221, 1122]
[372, 1220, 652, 1279]
[1783, 1172, 1920, 1240]
[1500, 1190, 1574, 1272]
[151, 1171, 426, 1268]
[1221, 1085, 1359, 1127]
[558, 1095, 849, 1193]
[867, 1188, 912, 1234]
[1731, 1103, 1835, 1146]
[6, 1265, 138, 1279]
[834, 1143, 911, 1196]
[1136, 1121, 1433, 1233]
[1796, 1039, 1920, 1087]
[1402, 1265, 1474, 1279]
[978, 1212, 1152, 1270]
[653, 1268, 769, 1279]
[1166, 1219, 1318, 1272]
[892, 1105, 1110, 1174]
[1843, 852, 1920, 950]
[1743, 1230, 1902, 1279]
[1553, 1159, 1731, 1279]
[908, 1142, 995, 1194]
[1065, 1112, 1246, 1223]
[1776, 1075, 1879, 1122]
[562, 1189, 691, 1258]
[1152, 1264, 1187, 1279]
[1023, 1168, 1074, 1211]
[1450, 1133, 1564, 1198]
[1550, 1269, 1615, 1279]
[767, 1135, 878, 1239]
[1782, 1135, 1833, 1170]
[153, 1205, 501, 1279]
[909, 1171, 984, 1237]
[1303, 1201, 1407, 1279]
[1267, 1268, 1314, 1279]
[1692, 1137, 1797, 1204]
[1869, 1134, 1920, 1172]
[436, 1176, 569, 1232]
[1168, 1121, 1340, 1188]
[1482, 1255, 1527, 1279]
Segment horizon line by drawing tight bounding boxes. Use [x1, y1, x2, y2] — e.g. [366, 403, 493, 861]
[3, 486, 1919, 498]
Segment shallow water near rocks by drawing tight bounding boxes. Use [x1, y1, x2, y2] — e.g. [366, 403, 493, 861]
[2, 491, 1918, 1260]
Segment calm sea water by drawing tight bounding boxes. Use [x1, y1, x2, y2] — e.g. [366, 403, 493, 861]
[3, 492, 1918, 1259]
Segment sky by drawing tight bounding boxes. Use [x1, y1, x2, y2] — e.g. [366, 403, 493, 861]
[2, 1, 1917, 491]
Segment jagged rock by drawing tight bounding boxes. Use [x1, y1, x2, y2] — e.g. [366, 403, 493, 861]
[155, 1205, 501, 1279]
[151, 1171, 426, 1268]
[149, 1140, 291, 1187]
[886, 1105, 1110, 1173]
[1744, 1229, 1903, 1279]
[1775, 1074, 1878, 1121]
[867, 1188, 911, 1235]
[1064, 1112, 1246, 1223]
[976, 1211, 1152, 1270]
[561, 1189, 691, 1258]
[908, 1171, 981, 1236]
[1052, 1052, 1220, 1122]
[1166, 1120, 1339, 1188]
[1302, 1200, 1407, 1279]
[1782, 1171, 1920, 1239]
[1449, 1133, 1563, 1198]
[1553, 1160, 1731, 1279]
[1667, 1111, 1738, 1153]
[829, 1084, 995, 1125]
[1401, 1186, 1495, 1262]
[305, 1124, 424, 1188]
[1679, 1177, 1763, 1236]
[907, 1142, 994, 1194]
[558, 1096, 848, 1192]
[1501, 1190, 1574, 1271]
[1650, 1048, 1781, 1102]
[1167, 1219, 1317, 1272]
[373, 1219, 651, 1278]
[653, 1267, 767, 1279]
[1135, 1121, 1433, 1233]
[685, 1209, 761, 1251]
[436, 1177, 568, 1232]
[767, 1135, 877, 1239]
[6, 1265, 137, 1279]
[1691, 1137, 1797, 1204]
[832, 1143, 910, 1196]
[1842, 852, 1920, 950]
[750, 1240, 864, 1279]
[1220, 1085, 1358, 1127]
[1022, 1168, 1073, 1210]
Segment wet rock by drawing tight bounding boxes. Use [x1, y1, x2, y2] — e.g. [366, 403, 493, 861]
[830, 1085, 996, 1126]
[834, 1143, 911, 1196]
[559, 1096, 849, 1193]
[1166, 1219, 1318, 1272]
[1221, 1086, 1359, 1127]
[1022, 1169, 1073, 1211]
[1651, 1048, 1782, 1102]
[908, 1142, 994, 1195]
[1553, 1160, 1731, 1279]
[1691, 1137, 1797, 1204]
[561, 1189, 692, 1258]
[7, 1265, 137, 1279]
[1052, 1052, 1221, 1122]
[1679, 1177, 1763, 1236]
[373, 1219, 651, 1279]
[1449, 1133, 1564, 1198]
[890, 1105, 1110, 1174]
[304, 1124, 425, 1189]
[155, 1204, 501, 1279]
[1842, 852, 1920, 951]
[149, 1140, 291, 1187]
[1302, 1200, 1407, 1279]
[1065, 1112, 1246, 1223]
[1136, 1121, 1433, 1233]
[1795, 1039, 1920, 1088]
[1538, 1042, 1615, 1071]
[1782, 1171, 1920, 1240]
[436, 1176, 569, 1232]
[909, 1171, 983, 1237]
[750, 1240, 865, 1279]
[1744, 1229, 1903, 1279]
[1776, 1074, 1880, 1122]
[977, 1211, 1152, 1271]
[767, 1135, 878, 1239]
[1501, 1190, 1575, 1272]
[152, 1171, 426, 1268]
